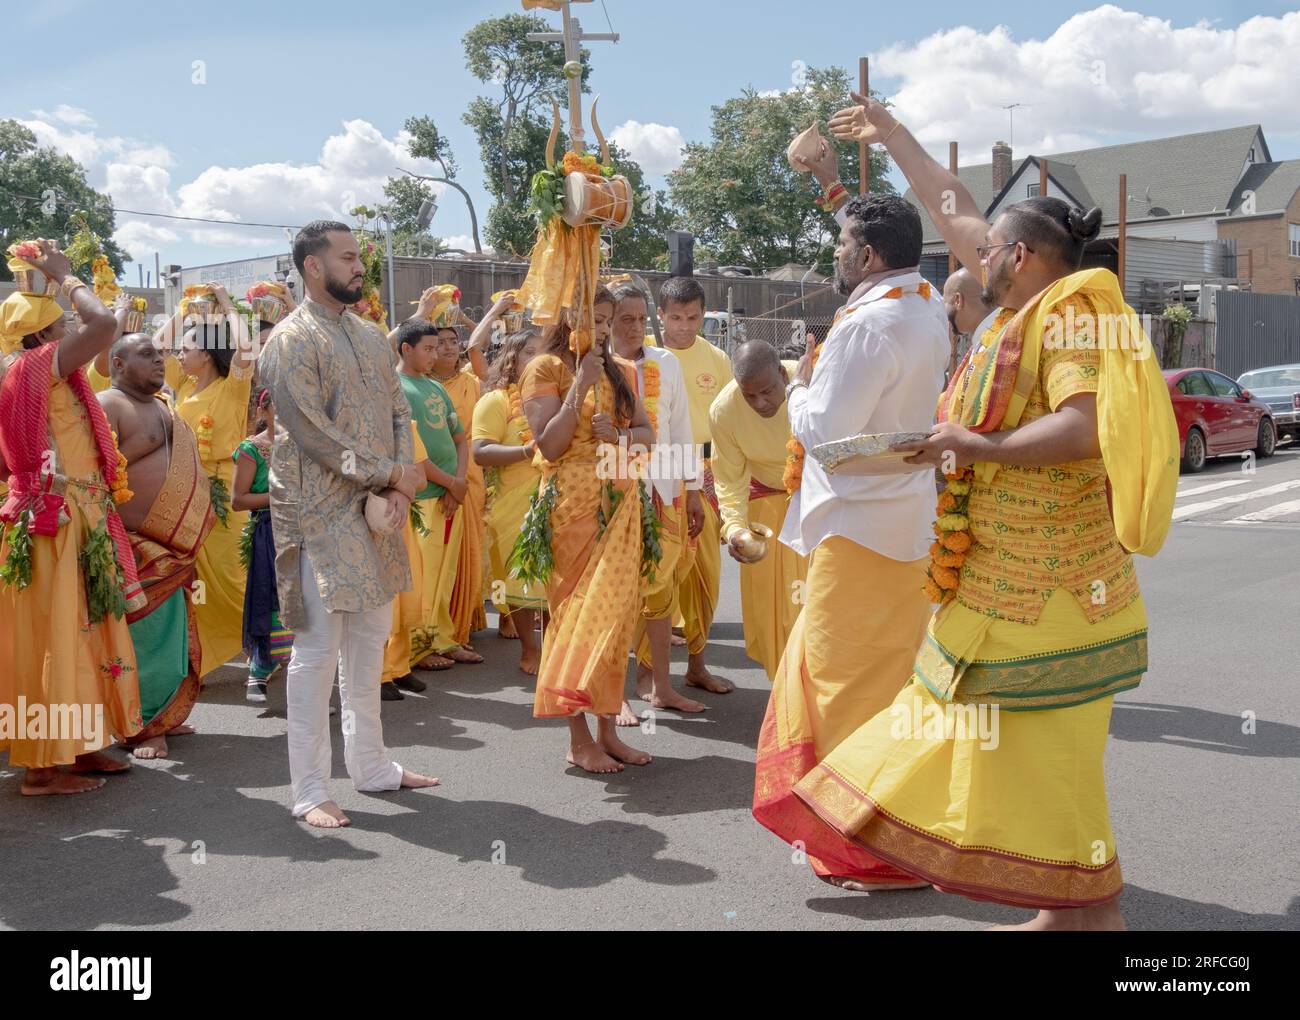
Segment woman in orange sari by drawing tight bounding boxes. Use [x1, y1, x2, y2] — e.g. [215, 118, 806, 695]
[518, 288, 657, 774]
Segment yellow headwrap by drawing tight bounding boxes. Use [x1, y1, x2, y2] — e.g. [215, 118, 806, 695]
[0, 292, 63, 356]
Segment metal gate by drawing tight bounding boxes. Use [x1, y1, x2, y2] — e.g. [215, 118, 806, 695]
[1214, 290, 1300, 377]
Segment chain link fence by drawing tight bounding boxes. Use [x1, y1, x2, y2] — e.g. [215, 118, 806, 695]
[707, 314, 836, 360]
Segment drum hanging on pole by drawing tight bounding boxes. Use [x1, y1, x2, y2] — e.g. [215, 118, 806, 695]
[561, 173, 634, 231]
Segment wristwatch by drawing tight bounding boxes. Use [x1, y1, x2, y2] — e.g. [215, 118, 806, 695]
[785, 378, 808, 400]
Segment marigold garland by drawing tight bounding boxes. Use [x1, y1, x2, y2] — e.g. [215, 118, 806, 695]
[923, 468, 975, 604]
[507, 384, 534, 444]
[783, 343, 821, 492]
[642, 359, 661, 435]
[109, 430, 133, 505]
[195, 414, 214, 457]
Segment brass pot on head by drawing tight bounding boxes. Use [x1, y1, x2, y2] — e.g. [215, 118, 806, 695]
[732, 522, 773, 564]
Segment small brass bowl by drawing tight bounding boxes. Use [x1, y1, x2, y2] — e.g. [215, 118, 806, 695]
[732, 522, 773, 564]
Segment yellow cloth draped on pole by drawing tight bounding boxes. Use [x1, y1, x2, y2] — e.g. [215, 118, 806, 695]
[515, 219, 603, 356]
[441, 365, 487, 642]
[0, 292, 62, 355]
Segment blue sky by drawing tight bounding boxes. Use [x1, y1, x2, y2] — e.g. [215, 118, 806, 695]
[4, 0, 1298, 276]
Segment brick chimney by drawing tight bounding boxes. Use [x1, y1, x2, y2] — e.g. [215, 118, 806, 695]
[992, 141, 1013, 193]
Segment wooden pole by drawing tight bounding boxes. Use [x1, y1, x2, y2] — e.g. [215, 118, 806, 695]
[859, 57, 869, 196]
[1039, 157, 1048, 197]
[561, 2, 584, 154]
[1117, 173, 1127, 295]
[948, 141, 959, 276]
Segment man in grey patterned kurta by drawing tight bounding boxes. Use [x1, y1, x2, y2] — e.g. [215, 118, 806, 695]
[259, 220, 439, 827]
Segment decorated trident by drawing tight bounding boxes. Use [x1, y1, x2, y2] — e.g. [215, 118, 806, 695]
[515, 0, 634, 359]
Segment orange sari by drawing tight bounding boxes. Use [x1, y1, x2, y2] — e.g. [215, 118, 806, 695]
[522, 354, 642, 717]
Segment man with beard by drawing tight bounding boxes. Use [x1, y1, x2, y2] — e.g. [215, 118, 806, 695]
[752, 193, 950, 891]
[98, 333, 215, 760]
[258, 221, 439, 828]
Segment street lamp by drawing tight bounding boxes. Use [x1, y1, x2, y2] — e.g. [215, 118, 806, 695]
[415, 197, 438, 258]
[400, 169, 482, 254]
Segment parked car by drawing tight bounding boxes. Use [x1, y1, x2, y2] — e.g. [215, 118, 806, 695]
[1236, 364, 1300, 445]
[1163, 368, 1276, 472]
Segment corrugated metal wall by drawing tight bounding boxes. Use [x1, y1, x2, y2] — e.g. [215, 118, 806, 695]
[1124, 236, 1229, 304]
[1214, 289, 1300, 377]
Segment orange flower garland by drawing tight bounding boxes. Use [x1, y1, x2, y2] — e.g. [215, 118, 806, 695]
[109, 431, 133, 505]
[923, 467, 975, 604]
[783, 343, 822, 492]
[641, 359, 661, 434]
[507, 384, 534, 445]
[195, 414, 215, 459]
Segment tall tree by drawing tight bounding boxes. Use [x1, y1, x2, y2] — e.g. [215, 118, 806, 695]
[462, 12, 589, 256]
[0, 120, 127, 282]
[668, 68, 894, 274]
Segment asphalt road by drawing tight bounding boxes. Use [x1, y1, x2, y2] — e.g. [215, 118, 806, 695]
[2, 442, 1297, 931]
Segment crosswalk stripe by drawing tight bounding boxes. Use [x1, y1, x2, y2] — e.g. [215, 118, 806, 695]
[1173, 479, 1300, 520]
[1224, 498, 1300, 523]
[1176, 477, 1253, 499]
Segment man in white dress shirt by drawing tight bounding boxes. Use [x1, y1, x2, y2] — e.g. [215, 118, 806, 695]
[607, 284, 708, 722]
[753, 193, 950, 889]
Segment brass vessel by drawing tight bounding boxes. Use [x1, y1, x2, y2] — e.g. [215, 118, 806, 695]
[732, 522, 773, 564]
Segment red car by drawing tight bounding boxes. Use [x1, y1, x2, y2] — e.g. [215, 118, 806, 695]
[1163, 368, 1277, 472]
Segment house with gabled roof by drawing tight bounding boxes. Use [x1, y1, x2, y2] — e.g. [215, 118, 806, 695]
[909, 125, 1300, 302]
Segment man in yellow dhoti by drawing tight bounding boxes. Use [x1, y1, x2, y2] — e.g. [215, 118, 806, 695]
[98, 333, 215, 759]
[649, 276, 734, 694]
[751, 191, 951, 890]
[1, 241, 145, 794]
[775, 95, 1180, 928]
[608, 284, 708, 721]
[708, 342, 807, 680]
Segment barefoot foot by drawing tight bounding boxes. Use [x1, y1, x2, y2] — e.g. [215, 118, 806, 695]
[167, 723, 196, 736]
[648, 689, 707, 714]
[400, 769, 440, 789]
[518, 648, 540, 675]
[445, 646, 483, 664]
[301, 801, 350, 828]
[599, 732, 652, 765]
[21, 768, 105, 795]
[415, 654, 454, 671]
[69, 750, 131, 774]
[818, 874, 931, 892]
[566, 741, 624, 774]
[615, 700, 641, 727]
[635, 664, 654, 701]
[130, 736, 169, 760]
[686, 668, 734, 694]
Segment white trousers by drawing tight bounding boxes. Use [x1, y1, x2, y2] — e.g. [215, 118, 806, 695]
[287, 549, 403, 816]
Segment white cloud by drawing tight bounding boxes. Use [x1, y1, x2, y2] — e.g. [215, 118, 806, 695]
[31, 104, 96, 129]
[609, 120, 686, 176]
[17, 114, 443, 262]
[441, 234, 477, 252]
[874, 6, 1300, 163]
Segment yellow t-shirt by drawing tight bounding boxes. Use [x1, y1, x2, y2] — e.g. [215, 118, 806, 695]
[708, 367, 795, 541]
[471, 387, 536, 494]
[648, 334, 732, 445]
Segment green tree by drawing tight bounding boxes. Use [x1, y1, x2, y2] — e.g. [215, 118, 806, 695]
[668, 68, 893, 274]
[462, 12, 589, 256]
[0, 120, 128, 282]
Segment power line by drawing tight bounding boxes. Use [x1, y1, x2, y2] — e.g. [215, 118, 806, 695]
[0, 185, 305, 230]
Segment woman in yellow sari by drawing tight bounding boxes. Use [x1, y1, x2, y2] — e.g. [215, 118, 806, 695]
[518, 288, 657, 774]
[1, 241, 144, 794]
[160, 285, 255, 676]
[471, 327, 546, 675]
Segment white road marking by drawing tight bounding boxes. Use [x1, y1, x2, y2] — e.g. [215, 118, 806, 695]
[1172, 479, 1300, 521]
[1176, 477, 1253, 499]
[1223, 498, 1300, 524]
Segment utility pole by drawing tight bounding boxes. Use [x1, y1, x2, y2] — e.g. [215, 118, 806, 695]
[525, 0, 619, 156]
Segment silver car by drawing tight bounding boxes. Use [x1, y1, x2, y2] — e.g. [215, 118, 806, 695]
[1237, 364, 1300, 444]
